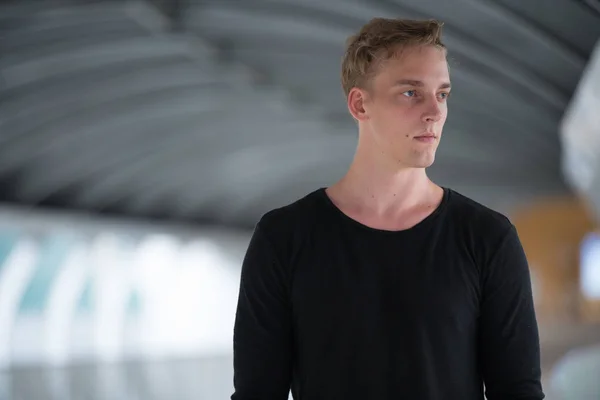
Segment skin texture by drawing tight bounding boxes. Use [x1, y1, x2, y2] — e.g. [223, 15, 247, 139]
[326, 45, 451, 231]
[349, 45, 450, 170]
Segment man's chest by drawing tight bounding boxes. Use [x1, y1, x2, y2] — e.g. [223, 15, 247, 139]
[289, 237, 481, 336]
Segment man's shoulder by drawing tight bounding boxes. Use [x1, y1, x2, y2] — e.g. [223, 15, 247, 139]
[255, 188, 324, 238]
[445, 188, 521, 269]
[445, 188, 513, 235]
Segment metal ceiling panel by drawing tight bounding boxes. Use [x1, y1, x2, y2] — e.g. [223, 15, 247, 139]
[0, 0, 597, 228]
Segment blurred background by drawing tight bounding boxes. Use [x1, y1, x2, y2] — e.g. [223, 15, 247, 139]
[0, 0, 599, 399]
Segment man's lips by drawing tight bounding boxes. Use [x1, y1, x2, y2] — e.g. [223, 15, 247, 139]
[414, 133, 437, 143]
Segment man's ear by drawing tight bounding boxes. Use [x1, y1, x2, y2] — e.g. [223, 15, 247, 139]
[347, 87, 370, 122]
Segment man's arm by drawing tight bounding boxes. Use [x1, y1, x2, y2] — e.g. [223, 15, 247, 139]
[479, 224, 545, 400]
[231, 224, 292, 400]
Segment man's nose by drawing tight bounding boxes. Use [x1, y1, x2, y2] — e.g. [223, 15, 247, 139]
[422, 97, 442, 123]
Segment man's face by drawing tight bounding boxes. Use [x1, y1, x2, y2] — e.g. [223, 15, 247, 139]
[354, 45, 451, 169]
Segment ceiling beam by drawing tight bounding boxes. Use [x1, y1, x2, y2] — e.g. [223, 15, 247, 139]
[189, 0, 569, 109]
[13, 109, 212, 203]
[0, 79, 236, 173]
[0, 35, 216, 89]
[2, 58, 233, 132]
[377, 0, 585, 92]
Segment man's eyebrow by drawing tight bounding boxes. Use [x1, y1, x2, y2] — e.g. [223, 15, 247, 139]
[395, 79, 424, 87]
[394, 79, 452, 89]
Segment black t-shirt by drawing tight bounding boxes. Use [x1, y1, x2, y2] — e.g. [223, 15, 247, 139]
[231, 187, 544, 400]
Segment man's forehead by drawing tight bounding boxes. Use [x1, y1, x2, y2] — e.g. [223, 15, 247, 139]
[379, 54, 450, 83]
[379, 65, 451, 86]
[392, 79, 451, 89]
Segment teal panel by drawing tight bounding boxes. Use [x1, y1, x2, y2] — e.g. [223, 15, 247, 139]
[0, 232, 19, 273]
[19, 235, 74, 313]
[126, 290, 141, 317]
[76, 277, 94, 314]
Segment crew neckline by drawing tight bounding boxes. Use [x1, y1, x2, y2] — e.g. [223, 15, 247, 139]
[317, 186, 451, 235]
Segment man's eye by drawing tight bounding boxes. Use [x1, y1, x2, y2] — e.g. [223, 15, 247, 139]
[402, 90, 416, 97]
[439, 92, 450, 99]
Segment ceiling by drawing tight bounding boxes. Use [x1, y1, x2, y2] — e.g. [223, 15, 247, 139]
[1, 0, 599, 229]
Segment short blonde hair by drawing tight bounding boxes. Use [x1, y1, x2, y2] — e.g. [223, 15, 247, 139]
[341, 18, 446, 97]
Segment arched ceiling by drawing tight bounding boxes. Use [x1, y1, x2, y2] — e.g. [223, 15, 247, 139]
[0, 0, 599, 229]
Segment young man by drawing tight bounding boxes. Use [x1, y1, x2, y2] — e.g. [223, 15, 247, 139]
[231, 18, 544, 400]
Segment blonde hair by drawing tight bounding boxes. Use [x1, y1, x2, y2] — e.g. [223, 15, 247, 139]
[341, 18, 446, 97]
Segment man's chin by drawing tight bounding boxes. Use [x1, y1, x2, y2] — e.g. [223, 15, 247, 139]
[408, 153, 436, 169]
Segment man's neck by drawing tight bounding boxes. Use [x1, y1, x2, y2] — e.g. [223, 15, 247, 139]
[328, 157, 437, 217]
